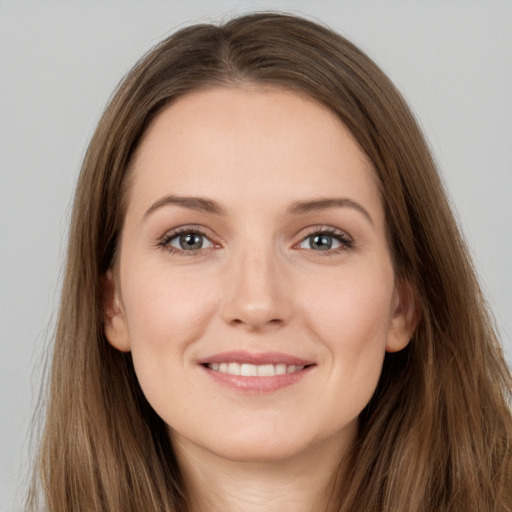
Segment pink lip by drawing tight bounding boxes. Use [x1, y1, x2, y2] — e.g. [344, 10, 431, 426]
[197, 350, 314, 366]
[197, 351, 316, 394]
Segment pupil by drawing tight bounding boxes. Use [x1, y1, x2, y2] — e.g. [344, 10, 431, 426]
[311, 234, 332, 250]
[180, 233, 202, 250]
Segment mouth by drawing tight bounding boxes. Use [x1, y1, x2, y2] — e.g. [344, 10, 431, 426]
[198, 351, 315, 393]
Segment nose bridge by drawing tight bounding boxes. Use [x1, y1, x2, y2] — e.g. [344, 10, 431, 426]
[222, 237, 292, 329]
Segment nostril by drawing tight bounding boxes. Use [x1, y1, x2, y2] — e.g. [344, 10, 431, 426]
[228, 317, 285, 330]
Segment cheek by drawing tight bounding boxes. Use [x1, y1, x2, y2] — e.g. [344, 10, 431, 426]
[120, 262, 219, 367]
[306, 263, 393, 330]
[301, 264, 395, 381]
[119, 263, 223, 424]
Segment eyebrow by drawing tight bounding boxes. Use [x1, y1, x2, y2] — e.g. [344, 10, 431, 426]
[144, 194, 373, 225]
[287, 197, 374, 225]
[144, 195, 226, 218]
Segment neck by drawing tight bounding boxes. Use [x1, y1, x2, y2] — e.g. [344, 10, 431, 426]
[172, 432, 353, 512]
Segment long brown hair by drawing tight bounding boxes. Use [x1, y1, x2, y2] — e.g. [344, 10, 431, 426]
[29, 12, 512, 511]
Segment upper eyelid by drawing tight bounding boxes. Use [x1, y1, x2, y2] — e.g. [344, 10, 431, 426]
[159, 225, 216, 241]
[166, 229, 213, 242]
[295, 225, 352, 241]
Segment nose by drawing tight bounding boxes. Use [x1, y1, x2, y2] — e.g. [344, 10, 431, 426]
[221, 245, 293, 331]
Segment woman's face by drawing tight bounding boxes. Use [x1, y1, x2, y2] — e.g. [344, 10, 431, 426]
[105, 86, 414, 463]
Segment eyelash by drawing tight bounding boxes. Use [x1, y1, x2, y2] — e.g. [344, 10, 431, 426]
[157, 225, 353, 256]
[157, 227, 216, 256]
[297, 226, 353, 255]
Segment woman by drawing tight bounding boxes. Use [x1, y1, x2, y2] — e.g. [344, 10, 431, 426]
[28, 12, 512, 512]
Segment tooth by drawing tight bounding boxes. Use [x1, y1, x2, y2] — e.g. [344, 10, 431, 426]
[240, 363, 257, 376]
[275, 364, 287, 375]
[213, 362, 307, 376]
[228, 362, 241, 376]
[257, 364, 275, 376]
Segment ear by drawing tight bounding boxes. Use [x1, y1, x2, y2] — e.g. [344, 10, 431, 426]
[102, 270, 131, 352]
[386, 278, 418, 353]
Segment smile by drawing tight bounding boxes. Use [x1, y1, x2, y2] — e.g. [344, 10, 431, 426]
[198, 351, 315, 393]
[206, 362, 305, 376]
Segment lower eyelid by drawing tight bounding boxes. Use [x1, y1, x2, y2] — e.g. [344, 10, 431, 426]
[170, 233, 213, 249]
[298, 236, 351, 251]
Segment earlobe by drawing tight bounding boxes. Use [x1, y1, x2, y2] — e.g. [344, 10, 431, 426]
[102, 270, 131, 352]
[386, 279, 418, 353]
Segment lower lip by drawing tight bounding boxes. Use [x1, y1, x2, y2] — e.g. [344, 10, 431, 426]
[200, 365, 314, 393]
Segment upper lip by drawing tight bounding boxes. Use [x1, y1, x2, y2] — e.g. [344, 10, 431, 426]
[197, 350, 315, 366]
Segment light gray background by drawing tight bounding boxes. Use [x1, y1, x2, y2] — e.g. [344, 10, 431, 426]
[1, 1, 511, 510]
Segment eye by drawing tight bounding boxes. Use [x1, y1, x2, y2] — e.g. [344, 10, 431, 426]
[298, 229, 352, 252]
[159, 229, 215, 254]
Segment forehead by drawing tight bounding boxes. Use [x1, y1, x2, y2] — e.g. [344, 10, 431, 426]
[127, 86, 383, 223]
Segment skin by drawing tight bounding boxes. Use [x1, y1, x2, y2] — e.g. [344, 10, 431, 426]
[104, 86, 415, 512]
